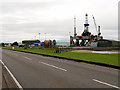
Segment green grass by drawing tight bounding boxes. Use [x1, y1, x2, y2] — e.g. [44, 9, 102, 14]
[2, 47, 119, 67]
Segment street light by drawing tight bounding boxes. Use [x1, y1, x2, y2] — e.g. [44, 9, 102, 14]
[45, 33, 46, 40]
[34, 36, 36, 39]
[38, 33, 40, 41]
[69, 32, 71, 36]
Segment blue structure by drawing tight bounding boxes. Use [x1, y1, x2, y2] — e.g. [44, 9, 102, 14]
[30, 42, 44, 46]
[40, 42, 44, 47]
[30, 42, 44, 48]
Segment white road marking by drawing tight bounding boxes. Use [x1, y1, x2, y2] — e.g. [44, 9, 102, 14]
[24, 56, 32, 60]
[13, 53, 18, 56]
[39, 61, 67, 72]
[0, 60, 23, 90]
[95, 65, 119, 71]
[81, 62, 119, 71]
[93, 79, 120, 89]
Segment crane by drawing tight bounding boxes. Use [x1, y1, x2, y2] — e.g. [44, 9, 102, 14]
[92, 15, 98, 34]
[92, 15, 101, 40]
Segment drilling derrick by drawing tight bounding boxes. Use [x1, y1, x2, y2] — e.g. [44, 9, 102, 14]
[82, 14, 91, 36]
[70, 13, 103, 47]
[84, 13, 89, 32]
[74, 16, 77, 37]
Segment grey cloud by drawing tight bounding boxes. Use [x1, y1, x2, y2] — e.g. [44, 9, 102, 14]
[2, 19, 73, 36]
[1, 1, 63, 14]
[2, 16, 118, 37]
[0, 0, 118, 42]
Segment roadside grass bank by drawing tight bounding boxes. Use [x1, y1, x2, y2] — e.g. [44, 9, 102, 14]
[2, 47, 119, 68]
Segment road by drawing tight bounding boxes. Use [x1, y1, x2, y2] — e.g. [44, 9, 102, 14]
[2, 49, 119, 88]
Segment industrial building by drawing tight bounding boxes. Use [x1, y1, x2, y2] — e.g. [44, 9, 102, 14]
[97, 39, 120, 47]
[22, 39, 56, 48]
[22, 40, 40, 45]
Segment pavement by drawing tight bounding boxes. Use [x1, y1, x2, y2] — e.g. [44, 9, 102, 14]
[2, 49, 120, 88]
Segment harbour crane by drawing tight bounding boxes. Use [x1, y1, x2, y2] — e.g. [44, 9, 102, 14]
[92, 15, 101, 40]
[92, 15, 98, 34]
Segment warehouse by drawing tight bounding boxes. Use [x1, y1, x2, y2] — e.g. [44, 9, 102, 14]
[22, 40, 40, 45]
[22, 40, 40, 48]
[97, 39, 120, 47]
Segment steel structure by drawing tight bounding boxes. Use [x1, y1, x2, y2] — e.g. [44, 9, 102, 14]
[70, 14, 103, 47]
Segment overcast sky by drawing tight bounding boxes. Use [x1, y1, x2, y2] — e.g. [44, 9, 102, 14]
[0, 0, 119, 43]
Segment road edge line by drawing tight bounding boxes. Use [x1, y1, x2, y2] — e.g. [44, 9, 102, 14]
[0, 59, 23, 90]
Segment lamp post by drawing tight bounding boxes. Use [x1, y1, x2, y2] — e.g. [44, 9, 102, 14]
[38, 33, 40, 41]
[69, 32, 71, 36]
[34, 36, 36, 39]
[45, 33, 46, 40]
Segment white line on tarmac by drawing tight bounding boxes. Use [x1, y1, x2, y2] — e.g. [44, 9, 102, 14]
[95, 65, 119, 71]
[24, 56, 32, 60]
[13, 53, 18, 56]
[93, 79, 120, 89]
[0, 59, 23, 90]
[39, 61, 67, 72]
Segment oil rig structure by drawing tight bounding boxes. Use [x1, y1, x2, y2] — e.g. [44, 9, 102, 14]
[70, 14, 103, 47]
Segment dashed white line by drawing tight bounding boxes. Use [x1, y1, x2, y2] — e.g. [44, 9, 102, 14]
[24, 56, 32, 60]
[0, 60, 23, 90]
[95, 65, 119, 71]
[13, 53, 18, 56]
[93, 79, 120, 89]
[39, 61, 67, 72]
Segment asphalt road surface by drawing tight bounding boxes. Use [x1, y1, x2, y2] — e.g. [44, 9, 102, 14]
[2, 49, 119, 88]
